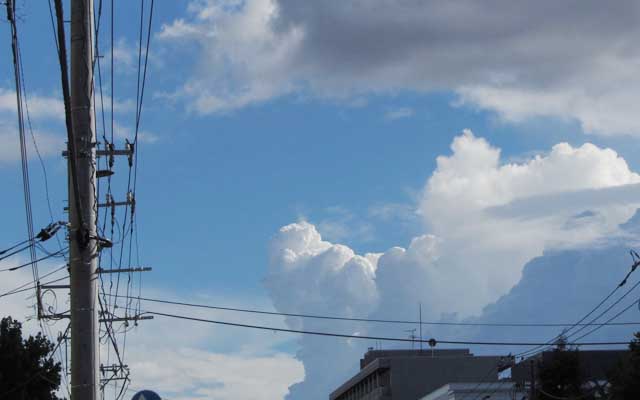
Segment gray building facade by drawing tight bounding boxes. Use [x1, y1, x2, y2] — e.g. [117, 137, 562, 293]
[329, 349, 505, 400]
[419, 382, 525, 400]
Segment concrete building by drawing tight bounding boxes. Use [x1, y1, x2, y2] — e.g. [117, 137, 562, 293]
[329, 349, 506, 400]
[419, 382, 526, 400]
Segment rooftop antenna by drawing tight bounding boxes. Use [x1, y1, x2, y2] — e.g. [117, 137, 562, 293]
[404, 328, 417, 349]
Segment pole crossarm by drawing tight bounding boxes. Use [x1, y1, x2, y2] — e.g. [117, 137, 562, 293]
[96, 267, 152, 274]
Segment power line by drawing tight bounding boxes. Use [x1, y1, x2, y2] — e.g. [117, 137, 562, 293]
[93, 2, 155, 398]
[0, 275, 69, 299]
[565, 279, 640, 342]
[572, 296, 640, 343]
[112, 0, 154, 353]
[19, 38, 58, 232]
[517, 286, 639, 360]
[0, 248, 68, 273]
[6, 0, 40, 291]
[0, 272, 66, 299]
[9, 31, 68, 394]
[19, 22, 68, 375]
[0, 222, 65, 261]
[105, 294, 640, 328]
[0, 243, 33, 262]
[140, 308, 632, 347]
[455, 253, 640, 400]
[0, 238, 30, 256]
[93, 1, 128, 397]
[515, 254, 640, 358]
[46, 0, 60, 55]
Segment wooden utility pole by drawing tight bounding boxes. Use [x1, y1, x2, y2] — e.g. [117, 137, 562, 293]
[69, 0, 99, 398]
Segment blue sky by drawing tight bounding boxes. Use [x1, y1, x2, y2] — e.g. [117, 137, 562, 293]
[3, 1, 640, 399]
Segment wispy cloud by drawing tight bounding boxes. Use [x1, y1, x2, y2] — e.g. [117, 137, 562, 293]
[384, 107, 414, 121]
[314, 205, 375, 243]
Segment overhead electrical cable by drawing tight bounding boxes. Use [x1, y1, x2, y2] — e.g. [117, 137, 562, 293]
[105, 293, 640, 328]
[47, 0, 60, 54]
[0, 248, 68, 273]
[0, 222, 65, 260]
[452, 253, 640, 400]
[8, 5, 70, 396]
[572, 296, 640, 343]
[564, 278, 640, 342]
[137, 309, 632, 347]
[0, 243, 33, 261]
[0, 238, 31, 256]
[7, 0, 40, 289]
[515, 254, 640, 358]
[121, 1, 155, 367]
[18, 43, 58, 233]
[0, 275, 69, 299]
[0, 265, 67, 298]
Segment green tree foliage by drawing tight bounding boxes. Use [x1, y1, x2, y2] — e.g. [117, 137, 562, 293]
[0, 316, 62, 400]
[536, 345, 593, 400]
[608, 331, 640, 400]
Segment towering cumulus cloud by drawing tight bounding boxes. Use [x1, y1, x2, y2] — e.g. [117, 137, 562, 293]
[265, 131, 640, 399]
[266, 222, 380, 397]
[267, 221, 379, 320]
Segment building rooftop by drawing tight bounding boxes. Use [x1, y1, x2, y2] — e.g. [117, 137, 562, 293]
[330, 349, 504, 400]
[360, 348, 472, 369]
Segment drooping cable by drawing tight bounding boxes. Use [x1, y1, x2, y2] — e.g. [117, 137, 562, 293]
[0, 222, 65, 261]
[6, 0, 40, 289]
[105, 293, 640, 328]
[0, 275, 69, 299]
[0, 248, 69, 273]
[571, 295, 640, 343]
[515, 254, 640, 359]
[137, 308, 633, 347]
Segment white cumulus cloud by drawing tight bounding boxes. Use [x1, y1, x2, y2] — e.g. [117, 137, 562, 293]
[158, 0, 304, 114]
[266, 130, 640, 399]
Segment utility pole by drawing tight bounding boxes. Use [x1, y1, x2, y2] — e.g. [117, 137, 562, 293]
[419, 303, 423, 352]
[69, 0, 99, 398]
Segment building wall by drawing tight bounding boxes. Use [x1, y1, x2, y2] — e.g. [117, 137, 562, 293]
[420, 382, 525, 400]
[330, 349, 504, 400]
[331, 367, 391, 400]
[388, 356, 502, 400]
